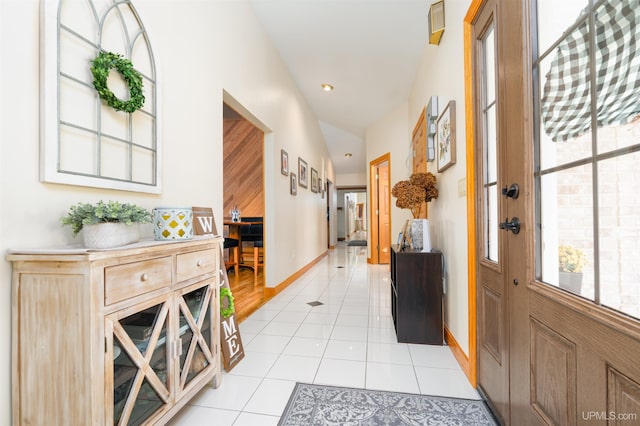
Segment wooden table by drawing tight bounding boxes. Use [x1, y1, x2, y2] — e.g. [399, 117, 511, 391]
[223, 219, 263, 270]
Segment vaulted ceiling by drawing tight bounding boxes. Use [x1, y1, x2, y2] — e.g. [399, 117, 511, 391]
[249, 0, 429, 177]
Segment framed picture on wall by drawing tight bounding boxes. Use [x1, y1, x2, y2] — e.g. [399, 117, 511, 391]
[436, 100, 456, 172]
[281, 149, 289, 175]
[311, 168, 319, 193]
[298, 158, 308, 188]
[290, 173, 297, 195]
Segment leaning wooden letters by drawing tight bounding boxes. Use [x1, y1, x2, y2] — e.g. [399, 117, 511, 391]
[194, 208, 244, 370]
[218, 242, 245, 371]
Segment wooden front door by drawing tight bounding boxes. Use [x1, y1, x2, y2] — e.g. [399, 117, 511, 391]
[472, 0, 640, 424]
[472, 0, 511, 419]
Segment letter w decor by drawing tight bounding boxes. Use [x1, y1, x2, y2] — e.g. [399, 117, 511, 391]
[192, 206, 245, 371]
[192, 206, 218, 235]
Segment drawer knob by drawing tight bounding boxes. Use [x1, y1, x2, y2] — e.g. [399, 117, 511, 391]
[196, 260, 203, 267]
[140, 273, 149, 282]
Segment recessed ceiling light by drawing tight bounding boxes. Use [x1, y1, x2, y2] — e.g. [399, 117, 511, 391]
[344, 153, 352, 158]
[321, 83, 334, 92]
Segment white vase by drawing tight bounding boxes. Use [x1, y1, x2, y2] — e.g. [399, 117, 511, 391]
[82, 223, 140, 249]
[410, 219, 432, 252]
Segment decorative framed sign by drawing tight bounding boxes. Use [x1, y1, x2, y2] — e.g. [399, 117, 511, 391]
[310, 168, 319, 193]
[298, 158, 308, 188]
[436, 100, 456, 173]
[290, 173, 297, 195]
[281, 149, 289, 175]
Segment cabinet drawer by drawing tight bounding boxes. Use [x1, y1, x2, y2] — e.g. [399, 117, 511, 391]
[105, 257, 172, 305]
[177, 249, 216, 283]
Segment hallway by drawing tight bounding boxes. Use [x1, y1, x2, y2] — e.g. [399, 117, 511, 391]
[170, 243, 478, 425]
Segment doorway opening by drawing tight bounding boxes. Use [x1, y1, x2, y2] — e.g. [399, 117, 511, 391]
[337, 187, 367, 244]
[223, 101, 265, 322]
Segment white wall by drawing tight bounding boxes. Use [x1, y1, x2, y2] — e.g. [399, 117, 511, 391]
[0, 0, 333, 423]
[408, 0, 471, 354]
[336, 172, 366, 187]
[365, 101, 411, 260]
[364, 0, 472, 356]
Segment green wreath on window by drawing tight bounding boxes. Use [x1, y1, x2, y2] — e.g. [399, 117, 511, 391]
[220, 287, 235, 318]
[91, 51, 145, 113]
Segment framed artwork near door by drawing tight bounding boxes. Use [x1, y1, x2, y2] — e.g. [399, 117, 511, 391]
[298, 158, 308, 188]
[281, 149, 289, 175]
[436, 100, 456, 172]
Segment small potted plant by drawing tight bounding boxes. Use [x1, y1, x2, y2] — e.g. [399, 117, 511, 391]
[61, 200, 152, 248]
[558, 245, 587, 294]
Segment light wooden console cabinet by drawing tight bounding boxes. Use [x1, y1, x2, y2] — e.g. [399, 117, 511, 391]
[8, 236, 223, 425]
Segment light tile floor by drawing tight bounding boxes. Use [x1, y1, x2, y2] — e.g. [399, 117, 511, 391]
[170, 243, 479, 425]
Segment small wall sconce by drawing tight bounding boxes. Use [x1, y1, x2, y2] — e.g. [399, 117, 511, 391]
[428, 0, 445, 45]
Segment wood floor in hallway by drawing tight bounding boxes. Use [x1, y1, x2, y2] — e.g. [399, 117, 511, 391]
[227, 265, 265, 323]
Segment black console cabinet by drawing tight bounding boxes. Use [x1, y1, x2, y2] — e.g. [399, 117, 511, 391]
[390, 245, 443, 345]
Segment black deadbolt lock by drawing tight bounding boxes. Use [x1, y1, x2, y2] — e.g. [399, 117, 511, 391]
[501, 183, 520, 199]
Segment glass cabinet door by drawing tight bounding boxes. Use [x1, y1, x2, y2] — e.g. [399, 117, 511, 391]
[177, 282, 215, 392]
[110, 301, 171, 426]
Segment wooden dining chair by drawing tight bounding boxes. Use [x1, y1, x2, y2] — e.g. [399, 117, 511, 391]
[240, 217, 263, 278]
[223, 237, 239, 275]
[252, 238, 264, 279]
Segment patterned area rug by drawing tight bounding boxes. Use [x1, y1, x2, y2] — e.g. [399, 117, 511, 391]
[347, 240, 367, 246]
[279, 383, 498, 426]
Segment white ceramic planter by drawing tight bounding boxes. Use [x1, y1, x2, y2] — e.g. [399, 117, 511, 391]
[82, 223, 140, 249]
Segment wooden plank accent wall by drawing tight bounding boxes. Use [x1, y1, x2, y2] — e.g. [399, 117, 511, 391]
[223, 116, 264, 217]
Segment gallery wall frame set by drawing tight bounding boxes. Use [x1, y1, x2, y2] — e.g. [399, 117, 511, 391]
[282, 151, 323, 197]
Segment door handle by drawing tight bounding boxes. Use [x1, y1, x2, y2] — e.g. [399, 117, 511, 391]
[501, 183, 520, 199]
[499, 217, 520, 234]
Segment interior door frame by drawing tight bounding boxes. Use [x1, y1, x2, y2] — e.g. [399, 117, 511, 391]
[463, 0, 486, 389]
[369, 153, 391, 264]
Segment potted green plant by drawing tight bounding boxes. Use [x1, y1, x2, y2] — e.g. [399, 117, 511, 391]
[558, 245, 587, 294]
[61, 200, 152, 248]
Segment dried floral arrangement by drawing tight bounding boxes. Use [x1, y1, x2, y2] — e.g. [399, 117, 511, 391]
[391, 172, 439, 218]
